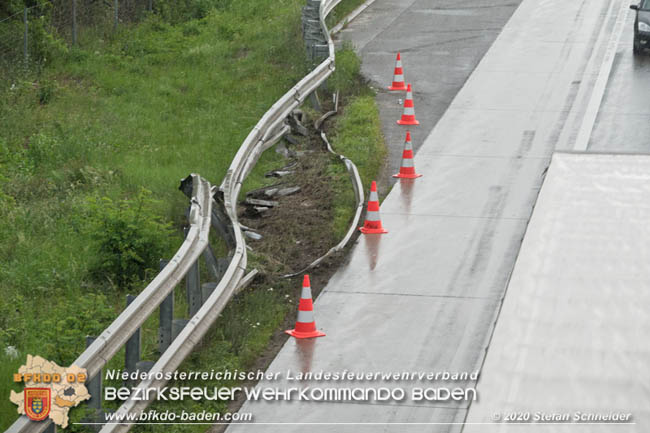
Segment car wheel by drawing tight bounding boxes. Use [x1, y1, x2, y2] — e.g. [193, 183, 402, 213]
[633, 36, 641, 55]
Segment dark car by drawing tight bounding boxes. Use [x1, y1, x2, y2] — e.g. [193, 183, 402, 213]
[631, 0, 650, 54]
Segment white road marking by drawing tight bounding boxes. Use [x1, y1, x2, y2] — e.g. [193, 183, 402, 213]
[573, 0, 629, 151]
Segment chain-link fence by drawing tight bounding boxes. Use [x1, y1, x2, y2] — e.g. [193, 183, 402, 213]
[0, 0, 152, 75]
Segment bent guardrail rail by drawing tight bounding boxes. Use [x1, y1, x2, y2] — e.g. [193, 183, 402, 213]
[283, 92, 365, 278]
[282, 130, 364, 279]
[101, 0, 345, 431]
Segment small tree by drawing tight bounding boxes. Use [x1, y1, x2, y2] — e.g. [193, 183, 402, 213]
[85, 188, 174, 290]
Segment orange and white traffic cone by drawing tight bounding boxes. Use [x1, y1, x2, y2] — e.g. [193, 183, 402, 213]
[285, 275, 325, 339]
[388, 53, 407, 91]
[397, 83, 419, 125]
[360, 181, 388, 234]
[393, 131, 422, 179]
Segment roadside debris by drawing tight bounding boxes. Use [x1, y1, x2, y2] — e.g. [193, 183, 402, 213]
[253, 206, 270, 216]
[276, 186, 301, 197]
[245, 183, 300, 199]
[275, 139, 296, 157]
[243, 230, 263, 241]
[267, 170, 292, 177]
[288, 111, 309, 137]
[265, 161, 298, 178]
[245, 198, 279, 208]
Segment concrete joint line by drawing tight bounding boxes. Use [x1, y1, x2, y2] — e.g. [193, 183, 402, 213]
[325, 290, 495, 301]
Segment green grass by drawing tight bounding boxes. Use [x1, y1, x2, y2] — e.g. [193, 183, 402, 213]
[0, 0, 307, 428]
[0, 1, 383, 430]
[325, 0, 368, 29]
[121, 286, 293, 433]
[329, 94, 385, 238]
[327, 44, 386, 238]
[0, 351, 26, 418]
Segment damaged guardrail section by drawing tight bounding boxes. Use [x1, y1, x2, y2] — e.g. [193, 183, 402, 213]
[283, 92, 365, 278]
[5, 1, 357, 432]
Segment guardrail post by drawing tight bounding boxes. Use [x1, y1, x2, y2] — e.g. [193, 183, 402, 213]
[72, 0, 77, 46]
[309, 91, 321, 112]
[187, 262, 201, 316]
[202, 245, 220, 280]
[85, 336, 102, 411]
[201, 282, 217, 304]
[135, 360, 154, 374]
[172, 319, 189, 340]
[81, 336, 107, 431]
[125, 294, 140, 373]
[23, 8, 28, 64]
[217, 257, 230, 282]
[184, 227, 201, 317]
[158, 259, 173, 353]
[212, 205, 235, 249]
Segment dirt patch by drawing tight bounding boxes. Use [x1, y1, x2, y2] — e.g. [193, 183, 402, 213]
[240, 152, 338, 275]
[208, 121, 360, 433]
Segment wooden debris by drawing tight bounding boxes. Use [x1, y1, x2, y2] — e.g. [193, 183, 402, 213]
[246, 183, 285, 198]
[265, 170, 293, 178]
[276, 186, 301, 197]
[245, 198, 279, 207]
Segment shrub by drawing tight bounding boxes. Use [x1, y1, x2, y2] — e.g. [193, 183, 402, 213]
[84, 188, 174, 290]
[40, 292, 114, 365]
[28, 14, 69, 67]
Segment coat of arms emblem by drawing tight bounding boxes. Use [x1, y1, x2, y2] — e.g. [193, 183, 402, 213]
[24, 388, 51, 421]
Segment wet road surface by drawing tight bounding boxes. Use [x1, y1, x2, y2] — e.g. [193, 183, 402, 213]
[224, 0, 645, 432]
[588, 8, 650, 152]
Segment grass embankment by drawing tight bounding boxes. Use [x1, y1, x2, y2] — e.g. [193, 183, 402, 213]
[0, 0, 306, 428]
[328, 46, 386, 238]
[138, 45, 386, 433]
[0, 0, 384, 430]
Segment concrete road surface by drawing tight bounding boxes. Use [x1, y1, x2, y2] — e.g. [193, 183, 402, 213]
[588, 8, 650, 152]
[336, 0, 525, 188]
[463, 153, 650, 432]
[224, 0, 645, 432]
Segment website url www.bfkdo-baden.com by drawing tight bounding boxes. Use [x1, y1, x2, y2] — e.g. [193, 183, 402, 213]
[77, 410, 253, 425]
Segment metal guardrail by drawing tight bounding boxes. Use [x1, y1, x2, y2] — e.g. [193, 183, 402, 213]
[6, 1, 346, 432]
[281, 129, 364, 278]
[76, 175, 213, 381]
[282, 92, 365, 278]
[103, 3, 344, 430]
[6, 174, 213, 433]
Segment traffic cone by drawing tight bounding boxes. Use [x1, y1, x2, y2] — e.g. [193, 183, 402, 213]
[397, 83, 419, 125]
[360, 181, 388, 234]
[285, 275, 325, 339]
[388, 53, 407, 91]
[393, 131, 422, 179]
